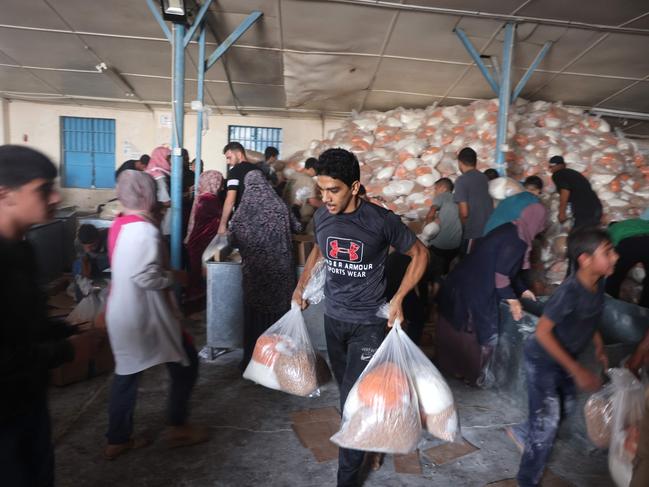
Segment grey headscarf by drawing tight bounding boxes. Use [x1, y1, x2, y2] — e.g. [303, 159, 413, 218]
[116, 170, 157, 212]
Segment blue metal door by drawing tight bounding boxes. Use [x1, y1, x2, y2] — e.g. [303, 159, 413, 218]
[62, 117, 115, 188]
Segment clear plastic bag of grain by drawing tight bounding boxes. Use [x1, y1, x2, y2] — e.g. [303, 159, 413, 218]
[584, 379, 615, 449]
[330, 321, 422, 454]
[400, 333, 460, 442]
[243, 302, 331, 397]
[607, 368, 646, 487]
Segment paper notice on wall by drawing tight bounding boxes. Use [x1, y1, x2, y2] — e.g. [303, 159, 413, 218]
[159, 113, 172, 128]
[122, 141, 142, 160]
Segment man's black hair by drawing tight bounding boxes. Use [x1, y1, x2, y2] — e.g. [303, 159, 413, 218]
[78, 224, 99, 245]
[549, 155, 565, 166]
[316, 148, 360, 188]
[484, 168, 499, 180]
[458, 147, 477, 166]
[304, 157, 319, 171]
[223, 142, 246, 155]
[567, 227, 611, 265]
[0, 145, 57, 189]
[524, 175, 544, 191]
[358, 184, 367, 196]
[139, 154, 150, 165]
[435, 177, 454, 192]
[264, 146, 279, 160]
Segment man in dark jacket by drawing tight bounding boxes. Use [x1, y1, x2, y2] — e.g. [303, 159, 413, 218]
[0, 145, 86, 486]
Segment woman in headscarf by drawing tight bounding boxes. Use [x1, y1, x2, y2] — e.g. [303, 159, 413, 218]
[436, 202, 547, 387]
[230, 171, 302, 369]
[184, 170, 225, 303]
[104, 170, 207, 460]
[146, 145, 172, 236]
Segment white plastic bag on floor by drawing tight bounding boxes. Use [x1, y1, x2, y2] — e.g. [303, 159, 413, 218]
[243, 302, 331, 397]
[584, 379, 615, 448]
[330, 321, 421, 454]
[608, 368, 646, 487]
[302, 258, 326, 305]
[66, 292, 102, 325]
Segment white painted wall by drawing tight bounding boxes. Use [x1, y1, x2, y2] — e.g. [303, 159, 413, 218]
[6, 100, 343, 210]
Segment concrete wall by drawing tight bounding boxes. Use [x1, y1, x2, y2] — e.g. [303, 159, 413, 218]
[6, 100, 343, 210]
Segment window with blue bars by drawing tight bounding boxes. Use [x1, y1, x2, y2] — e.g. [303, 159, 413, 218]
[61, 116, 116, 189]
[228, 125, 282, 156]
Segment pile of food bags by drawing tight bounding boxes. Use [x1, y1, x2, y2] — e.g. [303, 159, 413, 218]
[605, 368, 646, 487]
[284, 99, 649, 294]
[331, 314, 460, 454]
[243, 260, 330, 397]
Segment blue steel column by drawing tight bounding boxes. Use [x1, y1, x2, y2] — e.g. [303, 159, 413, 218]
[194, 27, 206, 190]
[511, 41, 552, 102]
[495, 23, 515, 175]
[170, 22, 186, 270]
[454, 28, 500, 96]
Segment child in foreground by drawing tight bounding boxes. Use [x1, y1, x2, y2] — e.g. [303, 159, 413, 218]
[508, 227, 618, 486]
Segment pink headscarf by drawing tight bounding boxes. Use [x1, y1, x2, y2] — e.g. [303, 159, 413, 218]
[184, 170, 224, 243]
[514, 202, 548, 269]
[146, 146, 171, 178]
[116, 170, 157, 212]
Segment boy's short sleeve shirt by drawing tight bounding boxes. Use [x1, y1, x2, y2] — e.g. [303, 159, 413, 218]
[313, 200, 416, 324]
[527, 275, 605, 364]
[429, 192, 462, 250]
[453, 169, 494, 239]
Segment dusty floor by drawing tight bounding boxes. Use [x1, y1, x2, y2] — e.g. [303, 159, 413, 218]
[49, 316, 614, 487]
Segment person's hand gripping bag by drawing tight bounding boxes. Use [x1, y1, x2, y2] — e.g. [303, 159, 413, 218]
[607, 368, 646, 487]
[330, 322, 422, 454]
[243, 261, 330, 397]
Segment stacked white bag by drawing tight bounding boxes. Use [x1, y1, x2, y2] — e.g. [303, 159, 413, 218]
[285, 99, 649, 296]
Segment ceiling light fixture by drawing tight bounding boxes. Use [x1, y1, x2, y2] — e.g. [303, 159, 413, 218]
[96, 62, 138, 98]
[159, 0, 187, 23]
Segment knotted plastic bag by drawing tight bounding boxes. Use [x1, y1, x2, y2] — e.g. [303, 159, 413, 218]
[302, 258, 326, 305]
[608, 368, 646, 487]
[330, 322, 422, 454]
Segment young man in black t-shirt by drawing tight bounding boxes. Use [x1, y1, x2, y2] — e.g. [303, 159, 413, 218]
[548, 155, 602, 230]
[217, 142, 262, 235]
[0, 146, 92, 486]
[293, 148, 428, 487]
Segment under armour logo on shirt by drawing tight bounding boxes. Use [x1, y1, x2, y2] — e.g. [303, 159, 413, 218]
[327, 237, 364, 263]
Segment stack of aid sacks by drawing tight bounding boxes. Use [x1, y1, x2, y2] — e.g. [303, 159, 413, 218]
[284, 99, 649, 297]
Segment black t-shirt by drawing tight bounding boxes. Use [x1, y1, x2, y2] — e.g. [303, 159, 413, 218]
[552, 168, 602, 219]
[0, 237, 74, 421]
[314, 200, 417, 324]
[226, 161, 261, 209]
[115, 160, 137, 179]
[525, 274, 605, 367]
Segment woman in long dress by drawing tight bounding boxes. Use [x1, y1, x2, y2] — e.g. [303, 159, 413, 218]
[230, 171, 302, 369]
[104, 170, 207, 459]
[184, 170, 225, 303]
[436, 202, 547, 387]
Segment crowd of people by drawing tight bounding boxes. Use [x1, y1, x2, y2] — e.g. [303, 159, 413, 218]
[1, 138, 649, 487]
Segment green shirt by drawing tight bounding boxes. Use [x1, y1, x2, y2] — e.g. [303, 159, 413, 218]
[608, 219, 649, 246]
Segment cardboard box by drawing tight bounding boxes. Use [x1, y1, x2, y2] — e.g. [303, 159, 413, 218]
[293, 234, 315, 266]
[50, 329, 114, 387]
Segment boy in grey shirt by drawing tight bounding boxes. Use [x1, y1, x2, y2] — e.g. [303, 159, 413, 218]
[424, 177, 462, 282]
[453, 147, 493, 254]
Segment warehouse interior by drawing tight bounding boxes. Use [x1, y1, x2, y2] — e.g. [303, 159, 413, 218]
[2, 0, 649, 486]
